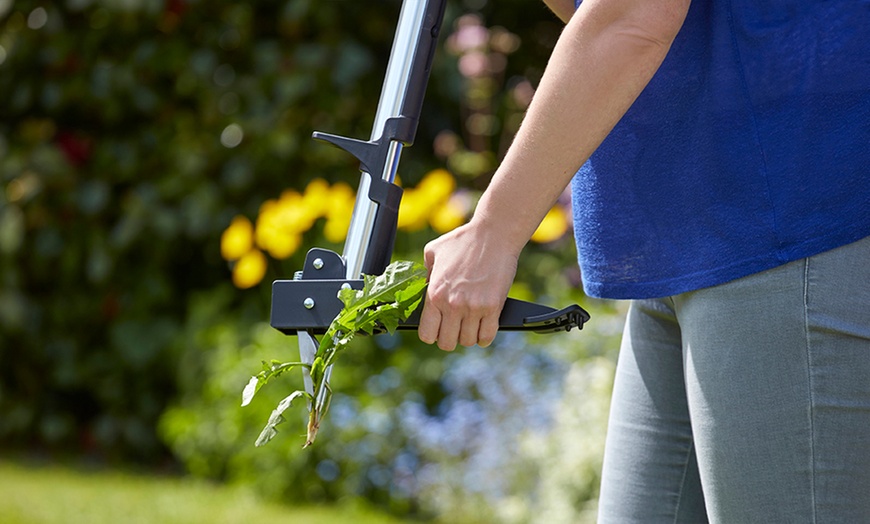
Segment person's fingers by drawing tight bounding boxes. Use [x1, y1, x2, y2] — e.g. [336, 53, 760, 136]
[458, 317, 481, 348]
[477, 313, 500, 348]
[435, 310, 461, 351]
[419, 224, 517, 350]
[418, 299, 441, 345]
[423, 241, 436, 274]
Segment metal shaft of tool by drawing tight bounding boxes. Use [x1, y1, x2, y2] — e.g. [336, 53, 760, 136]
[342, 0, 429, 279]
[314, 0, 431, 413]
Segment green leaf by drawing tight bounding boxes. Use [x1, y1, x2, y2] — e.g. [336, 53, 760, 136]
[356, 260, 427, 311]
[353, 307, 381, 335]
[337, 286, 358, 309]
[310, 356, 325, 385]
[240, 360, 306, 407]
[247, 260, 428, 447]
[374, 304, 402, 333]
[241, 376, 259, 407]
[255, 390, 307, 447]
[333, 261, 425, 323]
[394, 278, 427, 318]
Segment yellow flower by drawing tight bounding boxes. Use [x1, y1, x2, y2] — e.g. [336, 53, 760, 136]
[324, 208, 353, 243]
[232, 249, 267, 289]
[397, 189, 431, 232]
[302, 178, 332, 218]
[396, 170, 460, 232]
[254, 215, 300, 259]
[220, 216, 254, 261]
[430, 199, 466, 233]
[276, 190, 317, 233]
[321, 182, 357, 243]
[254, 190, 318, 259]
[266, 230, 302, 259]
[324, 182, 356, 218]
[255, 198, 281, 238]
[531, 206, 570, 243]
[255, 201, 280, 249]
[417, 169, 456, 204]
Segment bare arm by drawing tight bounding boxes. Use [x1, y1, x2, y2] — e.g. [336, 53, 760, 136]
[542, 0, 576, 23]
[418, 0, 691, 351]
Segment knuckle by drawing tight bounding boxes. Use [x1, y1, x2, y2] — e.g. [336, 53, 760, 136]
[444, 292, 479, 313]
[459, 335, 478, 347]
[478, 320, 498, 348]
[423, 239, 439, 258]
[427, 287, 448, 309]
[445, 294, 465, 311]
[418, 328, 435, 344]
[438, 340, 456, 352]
[467, 296, 499, 315]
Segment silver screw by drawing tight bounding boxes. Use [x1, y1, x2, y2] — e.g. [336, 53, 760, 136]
[303, 297, 315, 309]
[340, 283, 352, 290]
[312, 258, 324, 270]
[293, 271, 304, 280]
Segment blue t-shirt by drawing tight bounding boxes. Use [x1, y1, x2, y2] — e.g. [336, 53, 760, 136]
[571, 0, 870, 299]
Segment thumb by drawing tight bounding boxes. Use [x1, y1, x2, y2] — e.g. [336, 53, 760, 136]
[423, 241, 436, 278]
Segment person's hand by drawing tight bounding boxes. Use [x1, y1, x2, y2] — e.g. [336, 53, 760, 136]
[418, 219, 520, 351]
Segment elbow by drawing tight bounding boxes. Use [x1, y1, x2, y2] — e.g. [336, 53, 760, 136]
[583, 0, 691, 51]
[651, 1, 692, 44]
[622, 0, 691, 47]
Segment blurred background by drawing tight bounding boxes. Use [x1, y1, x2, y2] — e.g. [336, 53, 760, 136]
[0, 0, 627, 522]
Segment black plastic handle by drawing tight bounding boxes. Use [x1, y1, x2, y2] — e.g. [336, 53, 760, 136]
[270, 278, 590, 335]
[402, 296, 590, 334]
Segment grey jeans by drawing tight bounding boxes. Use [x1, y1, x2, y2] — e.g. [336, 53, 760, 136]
[598, 235, 870, 523]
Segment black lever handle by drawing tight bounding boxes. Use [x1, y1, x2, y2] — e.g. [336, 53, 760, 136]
[270, 278, 589, 336]
[402, 297, 590, 334]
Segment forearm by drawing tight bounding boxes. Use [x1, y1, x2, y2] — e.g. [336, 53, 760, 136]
[474, 0, 690, 252]
[418, 0, 690, 350]
[542, 0, 576, 23]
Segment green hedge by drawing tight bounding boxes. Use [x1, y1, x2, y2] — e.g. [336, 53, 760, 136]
[1, 0, 420, 457]
[0, 0, 564, 457]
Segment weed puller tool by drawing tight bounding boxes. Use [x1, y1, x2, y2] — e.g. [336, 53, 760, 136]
[264, 0, 589, 446]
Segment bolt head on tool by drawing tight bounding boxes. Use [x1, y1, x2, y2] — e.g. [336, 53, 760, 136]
[313, 258, 324, 270]
[303, 297, 315, 309]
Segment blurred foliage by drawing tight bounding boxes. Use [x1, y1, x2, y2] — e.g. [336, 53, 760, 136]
[0, 0, 624, 521]
[0, 0, 433, 459]
[159, 297, 624, 523]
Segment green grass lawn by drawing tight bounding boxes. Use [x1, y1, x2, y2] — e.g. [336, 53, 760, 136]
[0, 459, 414, 524]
